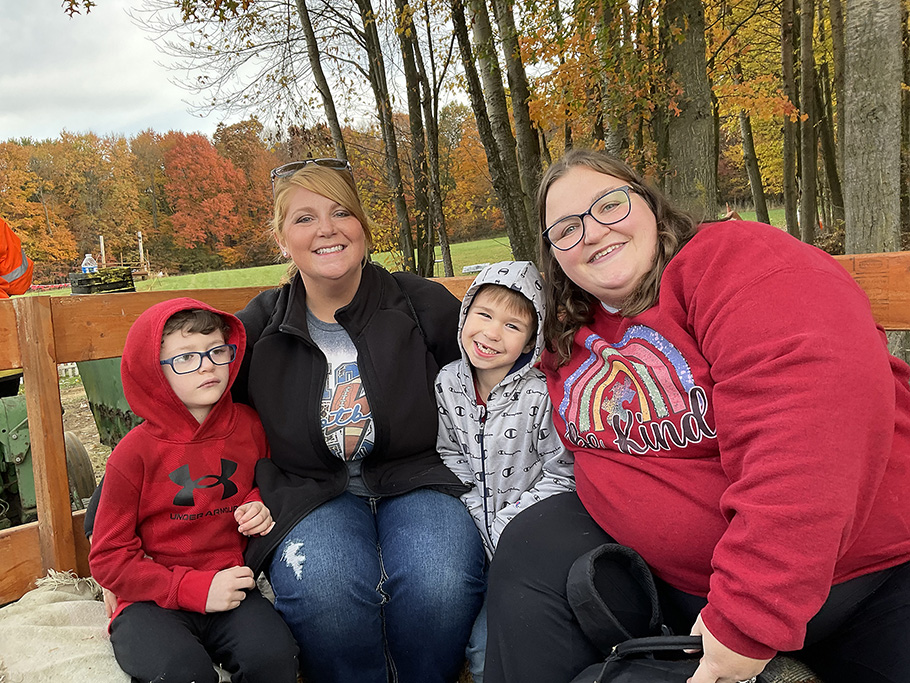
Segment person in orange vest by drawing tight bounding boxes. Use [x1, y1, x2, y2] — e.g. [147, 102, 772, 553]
[0, 216, 35, 397]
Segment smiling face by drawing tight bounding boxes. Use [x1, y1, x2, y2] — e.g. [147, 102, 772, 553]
[277, 185, 367, 293]
[545, 165, 658, 309]
[461, 286, 535, 394]
[160, 329, 230, 424]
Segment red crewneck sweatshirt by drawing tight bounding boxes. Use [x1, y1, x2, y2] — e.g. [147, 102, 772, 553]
[542, 221, 910, 659]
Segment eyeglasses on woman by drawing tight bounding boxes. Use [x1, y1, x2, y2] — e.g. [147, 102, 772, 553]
[543, 185, 634, 251]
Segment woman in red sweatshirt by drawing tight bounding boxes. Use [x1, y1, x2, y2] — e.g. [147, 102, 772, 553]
[484, 149, 910, 683]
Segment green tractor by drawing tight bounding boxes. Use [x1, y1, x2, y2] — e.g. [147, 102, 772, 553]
[0, 390, 97, 529]
[0, 267, 141, 529]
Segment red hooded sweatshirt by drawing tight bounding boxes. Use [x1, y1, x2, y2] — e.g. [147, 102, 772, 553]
[89, 298, 267, 621]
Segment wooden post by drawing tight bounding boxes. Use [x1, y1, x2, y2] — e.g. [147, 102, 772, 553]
[13, 296, 77, 576]
[99, 235, 106, 267]
[138, 231, 145, 270]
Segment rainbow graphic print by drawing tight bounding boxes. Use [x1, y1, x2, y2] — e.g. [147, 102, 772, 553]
[559, 325, 716, 455]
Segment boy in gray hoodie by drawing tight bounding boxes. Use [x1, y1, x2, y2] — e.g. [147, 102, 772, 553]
[435, 260, 575, 681]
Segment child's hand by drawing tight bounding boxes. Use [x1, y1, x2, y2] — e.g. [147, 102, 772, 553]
[235, 501, 275, 536]
[205, 566, 255, 613]
[102, 587, 118, 618]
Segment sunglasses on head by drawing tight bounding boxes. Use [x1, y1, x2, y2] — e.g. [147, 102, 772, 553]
[270, 158, 354, 188]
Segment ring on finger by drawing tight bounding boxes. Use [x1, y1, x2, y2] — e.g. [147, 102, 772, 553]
[736, 678, 757, 683]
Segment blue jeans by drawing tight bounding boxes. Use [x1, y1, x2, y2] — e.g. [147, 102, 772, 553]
[466, 596, 488, 683]
[268, 489, 486, 683]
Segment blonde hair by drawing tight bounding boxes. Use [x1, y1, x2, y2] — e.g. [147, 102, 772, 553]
[272, 165, 372, 281]
[537, 149, 698, 367]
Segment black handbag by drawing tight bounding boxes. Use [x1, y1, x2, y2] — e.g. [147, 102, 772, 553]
[566, 544, 704, 682]
[568, 634, 703, 683]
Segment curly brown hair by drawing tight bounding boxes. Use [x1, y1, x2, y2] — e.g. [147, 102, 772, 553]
[538, 150, 699, 367]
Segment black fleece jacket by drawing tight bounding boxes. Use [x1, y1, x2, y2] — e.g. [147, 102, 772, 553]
[235, 263, 468, 573]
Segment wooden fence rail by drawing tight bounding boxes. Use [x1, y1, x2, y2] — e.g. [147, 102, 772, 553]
[0, 254, 905, 606]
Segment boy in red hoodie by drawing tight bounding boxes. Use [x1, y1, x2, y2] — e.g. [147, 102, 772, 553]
[89, 298, 298, 683]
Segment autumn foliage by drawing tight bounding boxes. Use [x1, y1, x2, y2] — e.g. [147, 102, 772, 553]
[0, 112, 509, 282]
[0, 123, 288, 281]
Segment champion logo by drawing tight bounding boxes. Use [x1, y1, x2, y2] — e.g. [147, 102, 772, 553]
[169, 459, 239, 507]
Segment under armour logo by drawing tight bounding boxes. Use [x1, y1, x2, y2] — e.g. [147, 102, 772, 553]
[169, 459, 239, 506]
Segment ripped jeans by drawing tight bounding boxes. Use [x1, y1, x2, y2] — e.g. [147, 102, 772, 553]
[268, 489, 486, 683]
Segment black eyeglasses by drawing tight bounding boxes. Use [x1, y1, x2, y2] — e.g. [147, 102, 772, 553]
[270, 158, 354, 188]
[543, 186, 634, 251]
[160, 344, 237, 375]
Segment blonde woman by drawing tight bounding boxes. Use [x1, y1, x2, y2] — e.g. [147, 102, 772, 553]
[234, 159, 485, 683]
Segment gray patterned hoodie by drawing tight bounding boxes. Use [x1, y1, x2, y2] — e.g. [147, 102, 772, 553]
[435, 261, 575, 560]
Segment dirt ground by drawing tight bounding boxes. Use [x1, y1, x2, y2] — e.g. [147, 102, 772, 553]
[59, 376, 111, 483]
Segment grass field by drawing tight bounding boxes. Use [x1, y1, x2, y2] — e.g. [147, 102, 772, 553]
[127, 210, 786, 292]
[41, 209, 786, 295]
[96, 236, 519, 293]
[739, 207, 786, 228]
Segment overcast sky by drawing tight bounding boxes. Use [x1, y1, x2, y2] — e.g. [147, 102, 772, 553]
[0, 0, 232, 141]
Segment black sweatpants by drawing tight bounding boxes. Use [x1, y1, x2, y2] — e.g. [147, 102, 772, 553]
[110, 588, 299, 683]
[484, 492, 910, 683]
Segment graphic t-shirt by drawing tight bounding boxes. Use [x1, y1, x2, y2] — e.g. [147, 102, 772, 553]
[307, 310, 375, 495]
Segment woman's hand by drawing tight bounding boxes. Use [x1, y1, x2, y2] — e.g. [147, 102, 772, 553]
[235, 501, 275, 536]
[688, 614, 770, 683]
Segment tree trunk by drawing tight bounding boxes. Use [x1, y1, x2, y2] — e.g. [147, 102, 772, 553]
[830, 0, 845, 177]
[592, 91, 606, 146]
[844, 0, 901, 254]
[782, 0, 800, 237]
[489, 0, 542, 194]
[799, 0, 817, 245]
[644, 1, 668, 181]
[416, 0, 454, 277]
[596, 0, 627, 157]
[815, 14, 845, 229]
[294, 0, 348, 161]
[902, 3, 910, 242]
[539, 129, 552, 165]
[354, 0, 415, 270]
[464, 0, 537, 260]
[817, 158, 831, 233]
[712, 90, 720, 207]
[394, 0, 433, 276]
[38, 186, 53, 234]
[554, 0, 573, 152]
[739, 111, 769, 225]
[660, 0, 717, 218]
[450, 0, 533, 260]
[814, 69, 845, 228]
[732, 63, 769, 224]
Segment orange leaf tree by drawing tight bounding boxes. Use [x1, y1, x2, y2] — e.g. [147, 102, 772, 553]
[163, 132, 248, 272]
